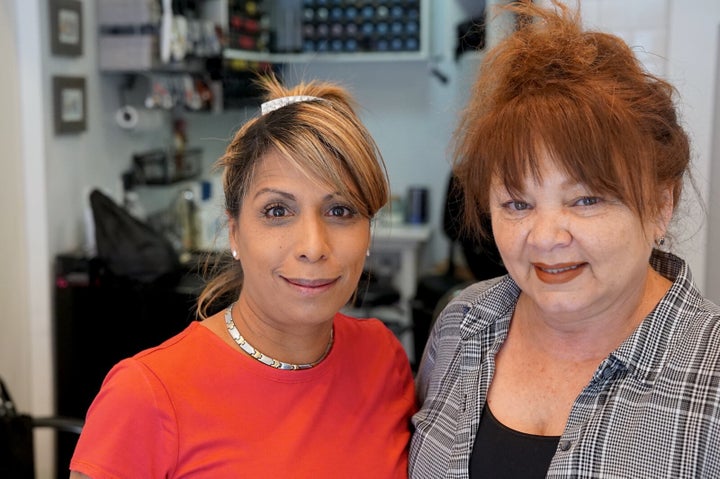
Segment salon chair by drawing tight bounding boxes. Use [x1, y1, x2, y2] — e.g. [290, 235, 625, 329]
[1, 376, 84, 479]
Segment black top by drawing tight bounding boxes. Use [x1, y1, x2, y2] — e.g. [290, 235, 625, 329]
[469, 404, 560, 478]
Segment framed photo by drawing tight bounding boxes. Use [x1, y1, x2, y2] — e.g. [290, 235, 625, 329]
[53, 76, 87, 134]
[50, 0, 83, 56]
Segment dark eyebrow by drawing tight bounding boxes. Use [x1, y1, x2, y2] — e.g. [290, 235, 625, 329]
[254, 188, 295, 201]
[253, 188, 342, 202]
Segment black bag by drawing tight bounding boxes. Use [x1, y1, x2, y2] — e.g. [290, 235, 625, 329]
[0, 377, 34, 479]
[89, 189, 181, 283]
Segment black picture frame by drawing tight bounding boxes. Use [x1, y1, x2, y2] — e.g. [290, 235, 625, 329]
[53, 76, 87, 134]
[50, 0, 83, 57]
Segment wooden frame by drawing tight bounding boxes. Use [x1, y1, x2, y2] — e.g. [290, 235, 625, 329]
[52, 76, 87, 134]
[50, 0, 83, 56]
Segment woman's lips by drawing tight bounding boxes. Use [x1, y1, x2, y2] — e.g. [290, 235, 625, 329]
[532, 263, 586, 284]
[283, 277, 339, 292]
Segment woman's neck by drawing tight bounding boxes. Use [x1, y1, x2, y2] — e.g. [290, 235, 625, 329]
[230, 299, 335, 367]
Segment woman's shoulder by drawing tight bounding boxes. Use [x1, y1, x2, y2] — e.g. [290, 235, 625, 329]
[130, 321, 221, 369]
[334, 313, 403, 348]
[335, 311, 393, 334]
[98, 322, 233, 402]
[455, 276, 510, 302]
[436, 275, 517, 329]
[674, 297, 720, 354]
[334, 312, 408, 359]
[655, 252, 720, 352]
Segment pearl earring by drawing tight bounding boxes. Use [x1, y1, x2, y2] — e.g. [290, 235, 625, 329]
[232, 249, 238, 259]
[366, 249, 370, 257]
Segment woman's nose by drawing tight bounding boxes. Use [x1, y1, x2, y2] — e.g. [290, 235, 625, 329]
[296, 215, 330, 262]
[526, 208, 572, 249]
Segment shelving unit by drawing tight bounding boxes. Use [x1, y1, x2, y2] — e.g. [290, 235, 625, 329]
[223, 47, 428, 64]
[215, 0, 431, 64]
[99, 0, 432, 108]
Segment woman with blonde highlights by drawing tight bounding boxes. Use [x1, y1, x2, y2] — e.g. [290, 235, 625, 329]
[70, 75, 415, 478]
[410, 2, 720, 477]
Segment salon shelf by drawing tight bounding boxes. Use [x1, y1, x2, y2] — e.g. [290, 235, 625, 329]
[222, 48, 429, 64]
[132, 148, 203, 186]
[99, 56, 213, 75]
[220, 0, 431, 65]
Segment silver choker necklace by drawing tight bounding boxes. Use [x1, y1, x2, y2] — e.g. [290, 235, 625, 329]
[224, 303, 334, 370]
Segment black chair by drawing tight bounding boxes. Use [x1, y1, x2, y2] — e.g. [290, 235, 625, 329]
[353, 269, 408, 337]
[411, 174, 506, 365]
[1, 376, 83, 479]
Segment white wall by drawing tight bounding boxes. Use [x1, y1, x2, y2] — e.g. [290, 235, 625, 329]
[0, 0, 31, 401]
[665, 0, 720, 302]
[2, 0, 54, 475]
[708, 32, 720, 304]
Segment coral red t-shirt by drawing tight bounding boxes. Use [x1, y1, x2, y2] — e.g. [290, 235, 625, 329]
[70, 313, 416, 478]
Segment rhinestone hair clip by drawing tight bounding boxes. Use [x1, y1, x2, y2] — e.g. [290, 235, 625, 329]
[260, 95, 322, 115]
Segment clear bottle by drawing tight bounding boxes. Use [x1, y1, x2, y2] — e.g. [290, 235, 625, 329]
[175, 187, 199, 255]
[195, 180, 223, 251]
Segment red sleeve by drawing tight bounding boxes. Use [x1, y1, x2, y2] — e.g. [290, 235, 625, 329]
[70, 358, 178, 478]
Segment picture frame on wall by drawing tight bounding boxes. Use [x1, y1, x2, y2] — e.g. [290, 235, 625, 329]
[53, 76, 87, 134]
[50, 0, 83, 57]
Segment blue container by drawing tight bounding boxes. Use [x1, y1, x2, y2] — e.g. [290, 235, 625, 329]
[405, 186, 428, 224]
